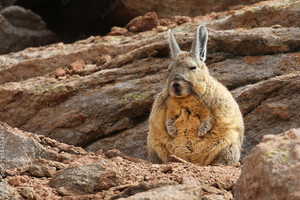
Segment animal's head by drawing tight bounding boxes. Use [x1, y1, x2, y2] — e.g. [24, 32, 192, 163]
[167, 25, 209, 98]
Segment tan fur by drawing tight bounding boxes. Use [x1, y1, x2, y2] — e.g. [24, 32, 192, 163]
[147, 26, 244, 166]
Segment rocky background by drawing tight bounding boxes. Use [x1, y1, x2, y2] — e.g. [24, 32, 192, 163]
[1, 0, 300, 199]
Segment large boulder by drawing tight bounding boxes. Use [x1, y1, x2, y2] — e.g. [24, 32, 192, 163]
[236, 128, 300, 200]
[1, 121, 53, 169]
[233, 73, 300, 159]
[0, 6, 57, 54]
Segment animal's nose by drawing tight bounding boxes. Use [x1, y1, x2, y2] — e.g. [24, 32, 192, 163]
[173, 82, 180, 88]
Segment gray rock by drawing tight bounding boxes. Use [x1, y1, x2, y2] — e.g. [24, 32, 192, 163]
[236, 128, 300, 200]
[233, 73, 300, 159]
[1, 122, 48, 169]
[0, 6, 57, 54]
[118, 184, 202, 200]
[86, 120, 149, 160]
[48, 156, 124, 195]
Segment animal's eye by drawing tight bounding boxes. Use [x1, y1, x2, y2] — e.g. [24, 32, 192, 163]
[190, 66, 197, 70]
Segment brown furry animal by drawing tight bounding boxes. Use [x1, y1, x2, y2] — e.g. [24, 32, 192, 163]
[147, 25, 244, 165]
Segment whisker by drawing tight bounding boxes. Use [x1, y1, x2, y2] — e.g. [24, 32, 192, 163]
[154, 91, 170, 114]
[189, 86, 212, 111]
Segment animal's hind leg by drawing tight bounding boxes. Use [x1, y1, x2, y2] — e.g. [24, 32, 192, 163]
[210, 143, 241, 166]
[148, 150, 163, 164]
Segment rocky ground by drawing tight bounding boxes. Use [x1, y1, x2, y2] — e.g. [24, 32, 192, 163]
[1, 0, 300, 199]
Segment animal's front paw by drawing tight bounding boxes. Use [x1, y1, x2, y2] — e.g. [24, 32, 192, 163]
[166, 118, 177, 137]
[198, 127, 208, 137]
[198, 122, 211, 137]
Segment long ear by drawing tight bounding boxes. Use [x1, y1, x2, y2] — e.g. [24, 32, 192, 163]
[191, 25, 208, 62]
[168, 29, 181, 59]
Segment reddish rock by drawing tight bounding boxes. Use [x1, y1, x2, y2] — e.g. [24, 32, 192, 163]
[236, 129, 300, 200]
[170, 16, 191, 25]
[18, 187, 35, 199]
[108, 27, 128, 36]
[158, 19, 176, 28]
[29, 164, 56, 177]
[7, 176, 27, 186]
[69, 60, 85, 74]
[49, 68, 66, 78]
[156, 26, 168, 32]
[96, 54, 111, 66]
[125, 12, 159, 32]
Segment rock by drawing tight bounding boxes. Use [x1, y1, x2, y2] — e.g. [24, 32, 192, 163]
[7, 176, 27, 186]
[209, 1, 300, 30]
[156, 25, 168, 32]
[117, 184, 202, 200]
[208, 52, 300, 89]
[201, 184, 223, 195]
[182, 175, 199, 185]
[49, 68, 66, 78]
[48, 156, 124, 195]
[17, 165, 30, 174]
[110, 181, 178, 199]
[108, 27, 128, 36]
[18, 187, 35, 199]
[125, 12, 159, 32]
[69, 60, 85, 74]
[96, 54, 111, 66]
[1, 122, 85, 170]
[0, 25, 300, 84]
[160, 166, 172, 174]
[170, 16, 191, 25]
[86, 120, 149, 160]
[158, 19, 176, 28]
[208, 27, 300, 57]
[202, 194, 225, 200]
[233, 73, 300, 159]
[105, 149, 150, 164]
[29, 164, 56, 177]
[236, 128, 300, 200]
[0, 180, 23, 200]
[1, 122, 51, 169]
[120, 0, 264, 19]
[0, 6, 57, 54]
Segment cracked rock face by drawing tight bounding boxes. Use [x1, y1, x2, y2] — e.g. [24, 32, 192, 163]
[233, 73, 300, 159]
